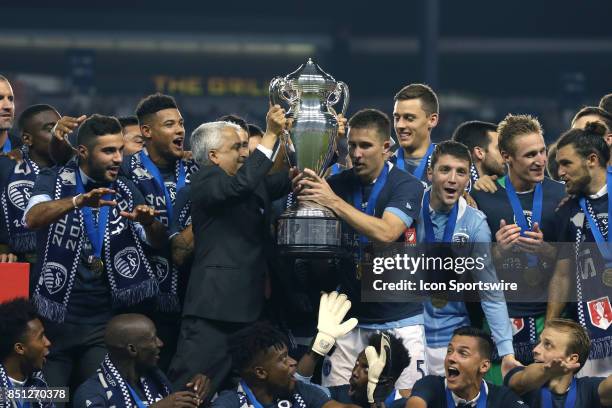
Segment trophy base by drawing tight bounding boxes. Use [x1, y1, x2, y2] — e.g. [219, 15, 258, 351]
[276, 202, 346, 258]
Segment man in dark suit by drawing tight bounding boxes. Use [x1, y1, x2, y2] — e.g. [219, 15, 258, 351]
[168, 105, 293, 393]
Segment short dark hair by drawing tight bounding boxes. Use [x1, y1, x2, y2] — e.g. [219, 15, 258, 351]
[451, 121, 497, 152]
[367, 333, 411, 383]
[247, 123, 264, 138]
[430, 140, 472, 169]
[135, 93, 178, 123]
[77, 114, 122, 149]
[218, 114, 248, 133]
[546, 143, 561, 181]
[571, 106, 612, 132]
[497, 114, 543, 156]
[0, 298, 39, 361]
[393, 83, 439, 116]
[17, 104, 58, 132]
[117, 115, 139, 128]
[228, 322, 288, 374]
[451, 326, 494, 360]
[600, 94, 612, 114]
[348, 109, 391, 142]
[556, 122, 610, 167]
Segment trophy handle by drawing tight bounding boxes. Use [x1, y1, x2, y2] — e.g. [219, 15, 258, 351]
[327, 82, 350, 117]
[269, 77, 296, 108]
[338, 81, 350, 117]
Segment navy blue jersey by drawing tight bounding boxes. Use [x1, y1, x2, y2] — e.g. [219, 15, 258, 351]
[327, 165, 424, 322]
[471, 176, 566, 317]
[212, 381, 331, 408]
[328, 385, 406, 408]
[30, 167, 146, 323]
[410, 375, 526, 408]
[505, 366, 608, 408]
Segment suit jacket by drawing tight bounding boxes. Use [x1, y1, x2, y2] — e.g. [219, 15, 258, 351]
[184, 149, 291, 322]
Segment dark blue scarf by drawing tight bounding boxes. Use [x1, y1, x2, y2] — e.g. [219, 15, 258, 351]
[574, 198, 612, 360]
[33, 159, 159, 323]
[0, 363, 54, 408]
[127, 152, 198, 313]
[94, 355, 171, 408]
[1, 147, 39, 253]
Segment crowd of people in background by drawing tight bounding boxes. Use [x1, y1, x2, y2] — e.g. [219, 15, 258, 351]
[0, 72, 611, 407]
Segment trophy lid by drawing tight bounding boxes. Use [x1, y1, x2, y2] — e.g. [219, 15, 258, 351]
[285, 58, 337, 89]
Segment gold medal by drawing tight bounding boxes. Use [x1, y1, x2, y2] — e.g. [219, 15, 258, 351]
[88, 256, 104, 275]
[523, 266, 541, 287]
[431, 297, 447, 308]
[603, 268, 612, 287]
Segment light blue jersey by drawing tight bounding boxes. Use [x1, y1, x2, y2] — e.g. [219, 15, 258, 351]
[417, 195, 513, 356]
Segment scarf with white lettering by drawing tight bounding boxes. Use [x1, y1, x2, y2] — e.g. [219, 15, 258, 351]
[126, 152, 198, 312]
[92, 355, 171, 408]
[1, 147, 39, 253]
[33, 159, 158, 323]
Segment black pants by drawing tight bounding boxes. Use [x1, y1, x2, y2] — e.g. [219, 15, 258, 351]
[168, 317, 252, 394]
[42, 320, 107, 407]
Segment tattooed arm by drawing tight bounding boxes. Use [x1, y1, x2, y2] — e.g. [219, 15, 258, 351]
[171, 225, 194, 267]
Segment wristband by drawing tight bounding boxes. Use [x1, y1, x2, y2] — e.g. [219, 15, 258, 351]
[72, 194, 81, 209]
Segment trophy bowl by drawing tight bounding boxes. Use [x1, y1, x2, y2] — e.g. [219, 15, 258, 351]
[271, 58, 349, 257]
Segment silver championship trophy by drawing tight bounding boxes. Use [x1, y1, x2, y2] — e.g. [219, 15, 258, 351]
[271, 58, 349, 256]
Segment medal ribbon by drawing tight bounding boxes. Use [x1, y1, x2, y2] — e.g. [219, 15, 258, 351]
[540, 377, 576, 408]
[578, 167, 612, 266]
[422, 190, 458, 243]
[6, 377, 30, 408]
[396, 143, 435, 180]
[445, 380, 487, 408]
[352, 162, 389, 245]
[139, 150, 185, 220]
[2, 138, 11, 154]
[75, 169, 111, 263]
[505, 177, 543, 268]
[239, 380, 264, 408]
[127, 384, 149, 408]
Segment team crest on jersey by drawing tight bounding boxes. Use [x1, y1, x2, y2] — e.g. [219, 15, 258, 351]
[511, 318, 524, 335]
[587, 296, 612, 331]
[41, 262, 68, 294]
[404, 227, 416, 244]
[113, 247, 141, 279]
[8, 180, 34, 210]
[452, 232, 469, 245]
[149, 256, 169, 283]
[133, 167, 153, 180]
[59, 168, 76, 185]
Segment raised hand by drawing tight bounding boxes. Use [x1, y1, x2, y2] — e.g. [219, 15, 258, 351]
[75, 188, 116, 209]
[312, 291, 358, 356]
[120, 205, 160, 226]
[52, 115, 87, 147]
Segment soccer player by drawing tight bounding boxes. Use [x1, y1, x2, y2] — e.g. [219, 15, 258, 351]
[24, 114, 166, 390]
[407, 327, 525, 408]
[451, 120, 505, 192]
[416, 141, 517, 376]
[390, 84, 439, 185]
[298, 109, 425, 396]
[549, 122, 612, 377]
[505, 318, 612, 407]
[74, 313, 209, 407]
[471, 114, 566, 371]
[0, 298, 53, 408]
[0, 104, 60, 265]
[118, 115, 145, 155]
